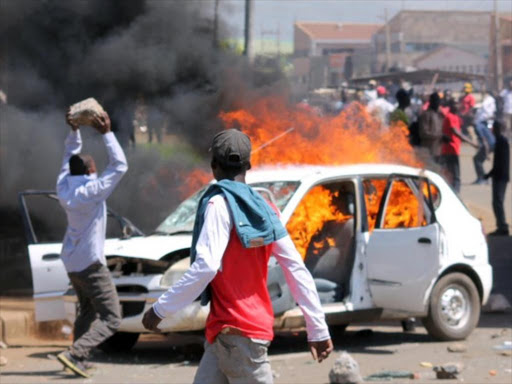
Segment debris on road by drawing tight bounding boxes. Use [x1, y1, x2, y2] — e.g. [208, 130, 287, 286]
[488, 369, 497, 376]
[492, 341, 512, 350]
[365, 370, 416, 381]
[419, 361, 433, 368]
[433, 362, 464, 379]
[329, 352, 362, 384]
[499, 350, 512, 357]
[0, 341, 7, 349]
[0, 355, 7, 366]
[447, 343, 468, 353]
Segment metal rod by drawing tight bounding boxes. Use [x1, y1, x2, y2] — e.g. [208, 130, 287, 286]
[253, 127, 295, 153]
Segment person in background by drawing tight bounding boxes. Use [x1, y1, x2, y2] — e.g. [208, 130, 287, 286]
[459, 82, 475, 135]
[472, 89, 496, 184]
[500, 80, 512, 142]
[364, 79, 378, 104]
[367, 86, 394, 127]
[485, 121, 510, 236]
[390, 88, 411, 127]
[142, 129, 332, 383]
[56, 110, 128, 378]
[441, 98, 478, 193]
[418, 92, 444, 162]
[440, 89, 451, 116]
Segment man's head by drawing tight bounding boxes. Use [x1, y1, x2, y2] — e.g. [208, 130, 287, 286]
[376, 86, 387, 98]
[69, 154, 96, 176]
[210, 129, 251, 181]
[368, 79, 377, 89]
[395, 88, 410, 109]
[429, 92, 441, 111]
[464, 82, 473, 94]
[492, 120, 503, 137]
[448, 98, 458, 114]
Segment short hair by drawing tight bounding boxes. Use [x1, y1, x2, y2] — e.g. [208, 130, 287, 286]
[395, 88, 410, 107]
[447, 98, 458, 114]
[69, 154, 94, 175]
[429, 92, 440, 111]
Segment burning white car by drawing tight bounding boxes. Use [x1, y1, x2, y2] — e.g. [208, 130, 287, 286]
[21, 164, 492, 351]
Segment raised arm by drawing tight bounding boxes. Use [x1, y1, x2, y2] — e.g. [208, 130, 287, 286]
[272, 235, 333, 362]
[77, 112, 128, 201]
[56, 111, 82, 193]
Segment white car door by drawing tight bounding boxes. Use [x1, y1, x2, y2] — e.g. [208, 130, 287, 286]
[364, 176, 441, 313]
[19, 192, 69, 321]
[19, 191, 143, 321]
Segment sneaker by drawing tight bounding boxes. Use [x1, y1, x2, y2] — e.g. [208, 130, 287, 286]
[57, 351, 91, 378]
[471, 179, 488, 185]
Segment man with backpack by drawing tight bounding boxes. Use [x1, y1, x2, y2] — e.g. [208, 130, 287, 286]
[418, 92, 444, 162]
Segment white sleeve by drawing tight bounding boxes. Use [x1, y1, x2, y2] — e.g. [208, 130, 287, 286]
[56, 130, 82, 194]
[153, 195, 232, 319]
[273, 235, 331, 342]
[76, 132, 128, 202]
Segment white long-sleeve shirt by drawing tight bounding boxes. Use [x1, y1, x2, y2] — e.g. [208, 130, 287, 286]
[153, 194, 330, 342]
[475, 95, 496, 123]
[57, 130, 128, 272]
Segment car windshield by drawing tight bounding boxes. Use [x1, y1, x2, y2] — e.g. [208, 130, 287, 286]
[155, 181, 300, 235]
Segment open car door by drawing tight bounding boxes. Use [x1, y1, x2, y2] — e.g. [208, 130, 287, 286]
[18, 190, 143, 321]
[364, 176, 441, 314]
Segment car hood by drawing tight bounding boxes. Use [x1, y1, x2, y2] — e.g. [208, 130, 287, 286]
[104, 234, 192, 261]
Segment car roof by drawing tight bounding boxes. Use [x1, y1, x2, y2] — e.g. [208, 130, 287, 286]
[246, 163, 430, 184]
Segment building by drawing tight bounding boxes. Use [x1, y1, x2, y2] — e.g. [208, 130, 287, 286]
[413, 45, 488, 75]
[373, 10, 491, 73]
[292, 22, 382, 91]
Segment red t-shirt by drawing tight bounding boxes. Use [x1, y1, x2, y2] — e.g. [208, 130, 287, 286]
[442, 112, 462, 155]
[460, 94, 475, 116]
[205, 226, 275, 343]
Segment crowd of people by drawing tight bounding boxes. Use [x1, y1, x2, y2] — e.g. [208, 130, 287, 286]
[362, 79, 511, 236]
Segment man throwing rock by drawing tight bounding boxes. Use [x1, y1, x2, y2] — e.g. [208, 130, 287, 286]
[143, 129, 332, 384]
[56, 109, 128, 378]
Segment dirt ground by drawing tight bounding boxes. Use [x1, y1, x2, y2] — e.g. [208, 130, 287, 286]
[0, 313, 511, 384]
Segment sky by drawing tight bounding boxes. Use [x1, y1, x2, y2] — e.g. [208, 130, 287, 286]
[219, 0, 512, 42]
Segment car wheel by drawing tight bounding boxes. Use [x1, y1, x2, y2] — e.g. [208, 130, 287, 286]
[98, 332, 140, 352]
[423, 273, 480, 341]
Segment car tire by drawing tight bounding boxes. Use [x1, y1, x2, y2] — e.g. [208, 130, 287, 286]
[423, 273, 480, 341]
[98, 332, 140, 352]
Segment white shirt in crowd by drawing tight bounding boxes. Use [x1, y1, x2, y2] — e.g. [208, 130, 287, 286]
[367, 97, 395, 125]
[475, 94, 496, 123]
[364, 89, 377, 104]
[500, 88, 512, 115]
[153, 194, 331, 342]
[57, 130, 128, 273]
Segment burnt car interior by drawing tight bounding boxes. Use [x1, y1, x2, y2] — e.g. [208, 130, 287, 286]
[287, 181, 357, 304]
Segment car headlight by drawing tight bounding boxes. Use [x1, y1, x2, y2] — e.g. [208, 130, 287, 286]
[160, 257, 190, 287]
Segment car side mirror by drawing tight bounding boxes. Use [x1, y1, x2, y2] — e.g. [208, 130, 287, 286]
[122, 224, 133, 240]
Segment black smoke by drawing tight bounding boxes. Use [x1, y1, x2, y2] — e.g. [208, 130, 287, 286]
[0, 0, 286, 230]
[0, 0, 286, 294]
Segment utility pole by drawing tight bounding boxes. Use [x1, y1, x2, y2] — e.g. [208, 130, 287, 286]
[494, 0, 503, 91]
[385, 8, 391, 72]
[213, 0, 220, 48]
[243, 0, 254, 62]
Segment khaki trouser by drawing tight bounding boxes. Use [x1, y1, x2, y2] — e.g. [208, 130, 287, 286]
[68, 263, 121, 359]
[193, 334, 273, 384]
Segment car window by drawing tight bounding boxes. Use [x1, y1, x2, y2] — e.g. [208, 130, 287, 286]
[250, 181, 299, 211]
[287, 181, 355, 261]
[382, 179, 428, 229]
[362, 178, 387, 232]
[422, 181, 441, 209]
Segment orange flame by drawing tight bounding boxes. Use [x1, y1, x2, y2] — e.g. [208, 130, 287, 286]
[286, 186, 352, 259]
[219, 97, 421, 168]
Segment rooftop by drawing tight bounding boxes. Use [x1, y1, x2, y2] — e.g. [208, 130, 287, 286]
[295, 22, 382, 42]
